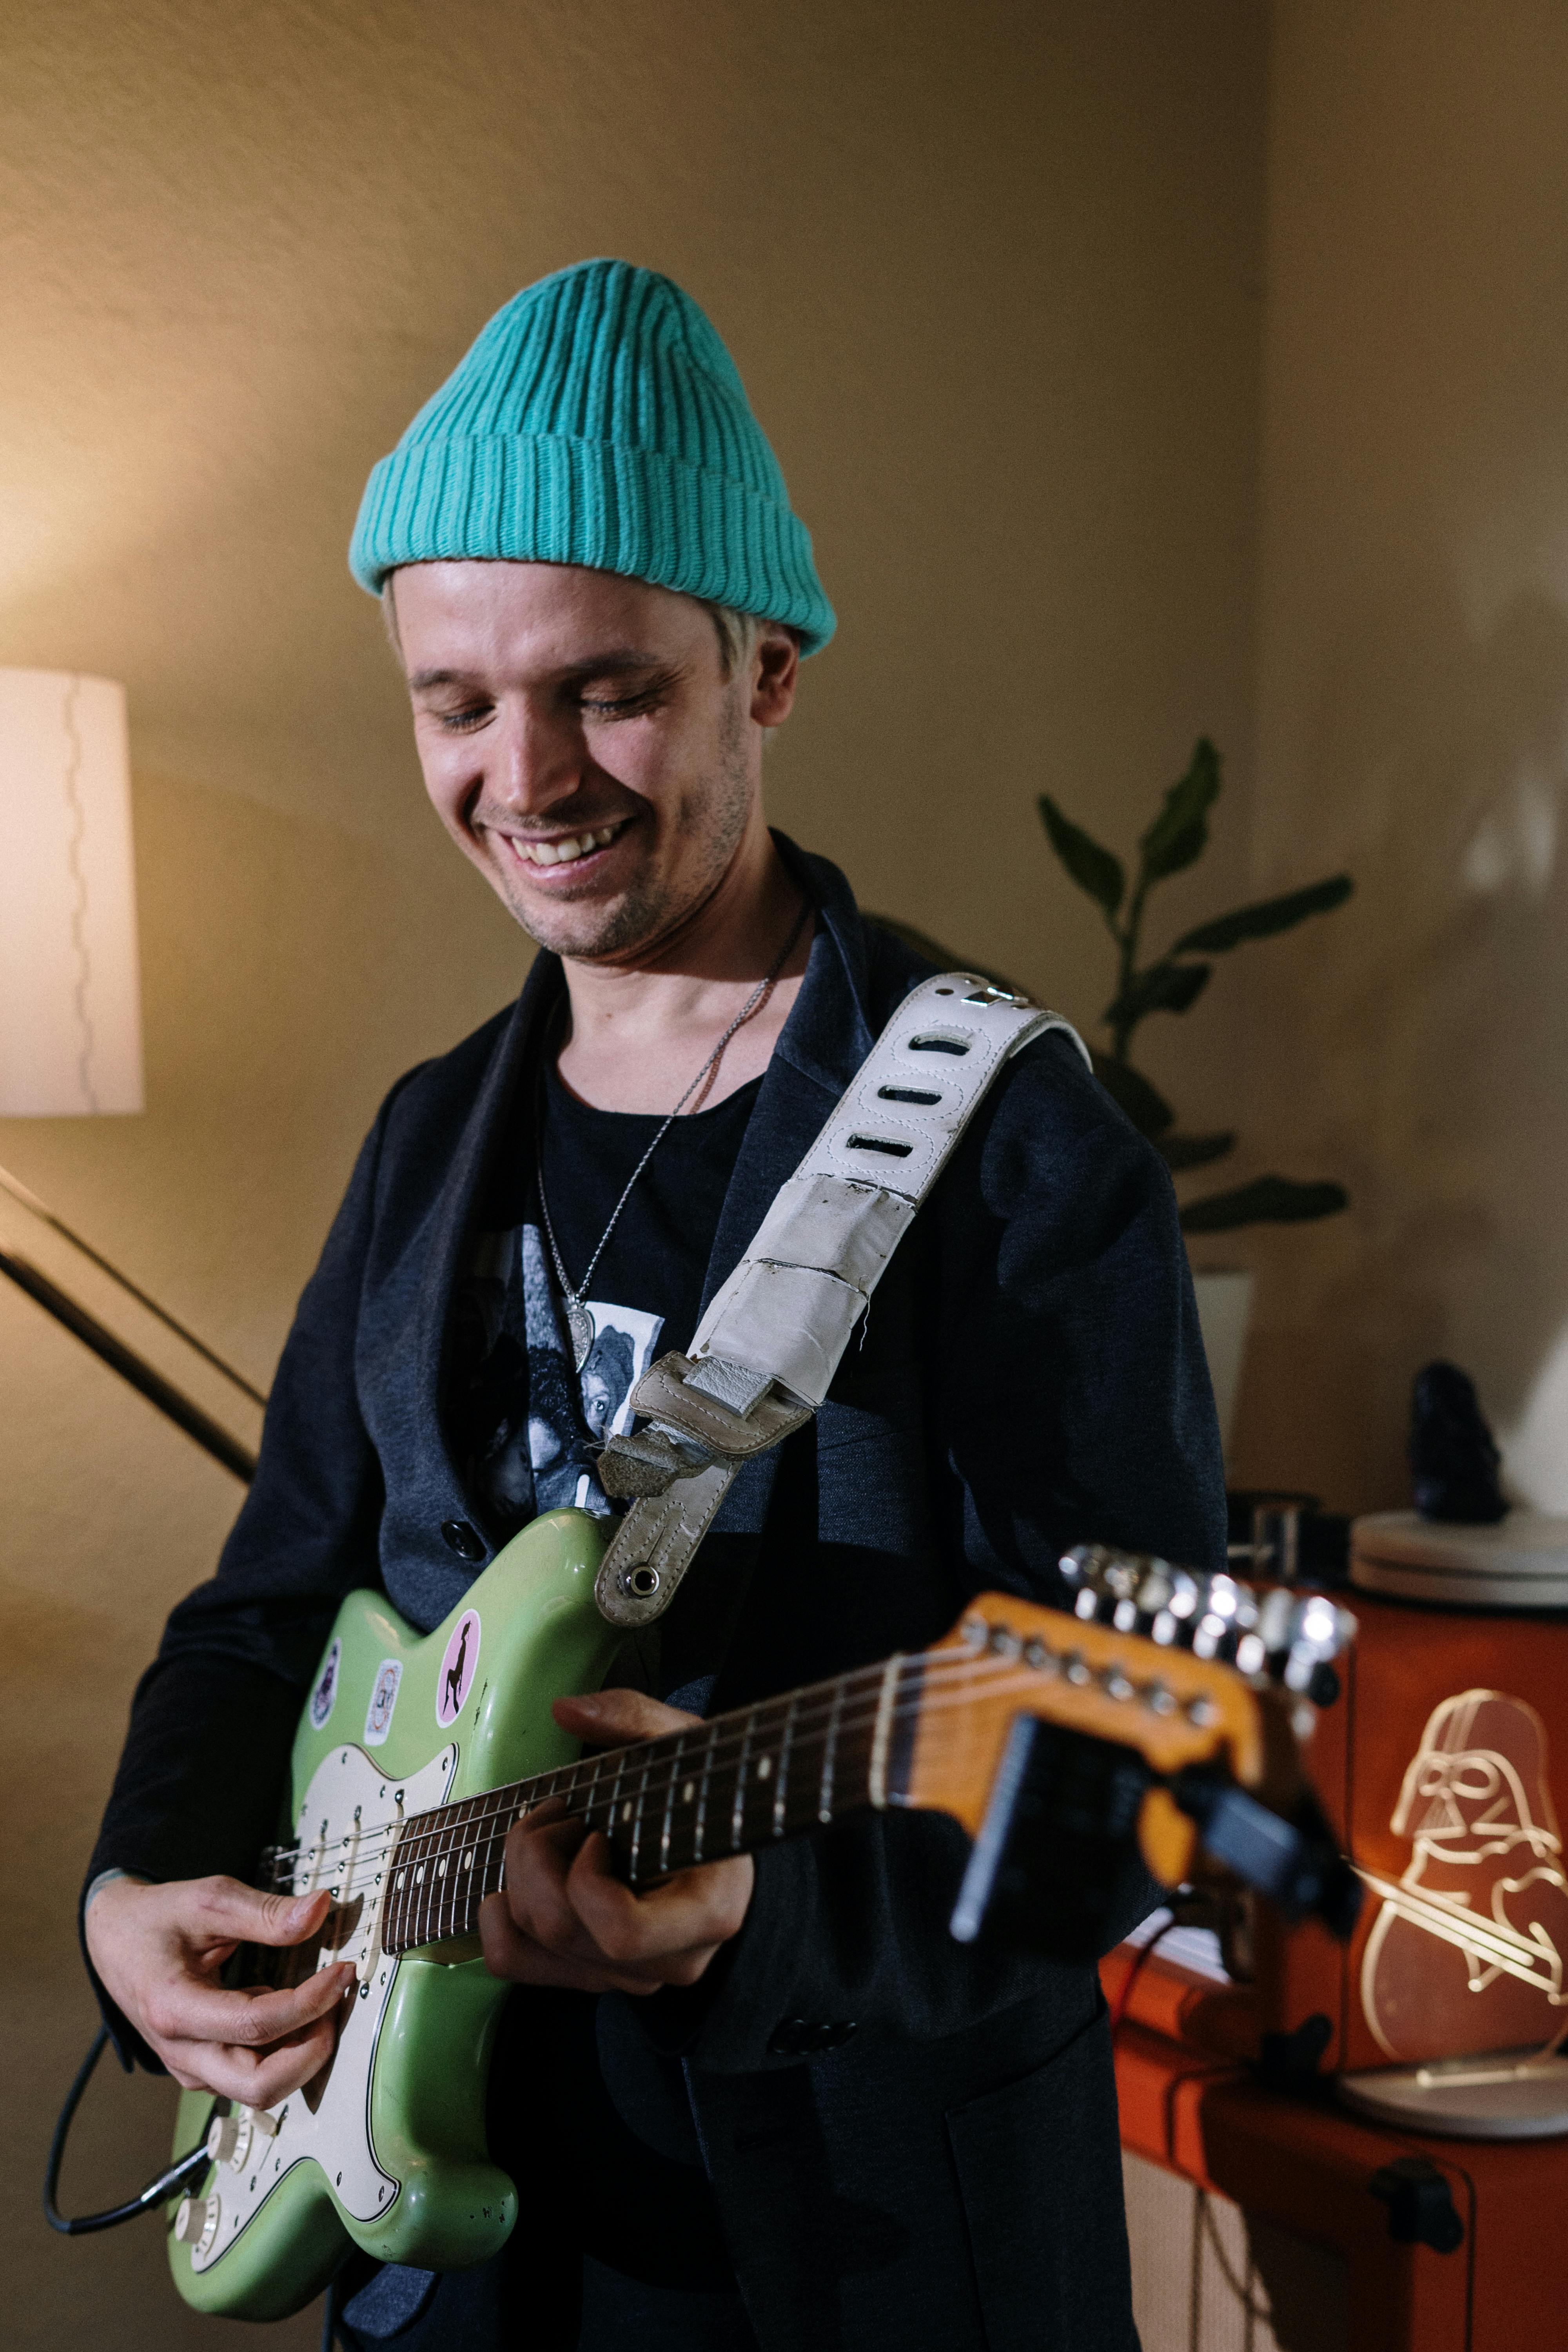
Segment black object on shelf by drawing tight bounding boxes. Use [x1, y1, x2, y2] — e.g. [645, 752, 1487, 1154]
[1409, 1360, 1507, 1524]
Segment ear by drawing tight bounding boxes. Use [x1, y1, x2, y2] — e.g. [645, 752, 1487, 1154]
[750, 625, 800, 729]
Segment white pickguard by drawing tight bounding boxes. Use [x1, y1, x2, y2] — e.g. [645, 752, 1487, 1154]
[190, 1741, 457, 2271]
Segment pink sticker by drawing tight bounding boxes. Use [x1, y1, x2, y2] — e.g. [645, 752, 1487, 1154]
[435, 1609, 481, 1728]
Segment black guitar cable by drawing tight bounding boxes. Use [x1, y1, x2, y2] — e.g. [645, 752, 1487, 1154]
[43, 2026, 212, 2236]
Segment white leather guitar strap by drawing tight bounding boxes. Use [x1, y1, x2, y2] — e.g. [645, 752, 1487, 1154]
[592, 974, 1090, 1628]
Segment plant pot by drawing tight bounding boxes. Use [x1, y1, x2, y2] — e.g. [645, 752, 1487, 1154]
[1191, 1268, 1254, 1463]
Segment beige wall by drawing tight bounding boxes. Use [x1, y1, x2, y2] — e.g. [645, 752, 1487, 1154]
[1229, 0, 1568, 1511]
[0, 6, 1268, 2343]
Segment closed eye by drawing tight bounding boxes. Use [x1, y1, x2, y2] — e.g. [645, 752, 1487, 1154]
[579, 685, 670, 720]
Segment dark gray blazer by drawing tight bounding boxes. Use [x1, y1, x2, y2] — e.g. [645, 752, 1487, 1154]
[89, 840, 1225, 2352]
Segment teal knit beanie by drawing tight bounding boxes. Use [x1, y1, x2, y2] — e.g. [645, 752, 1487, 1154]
[350, 259, 835, 655]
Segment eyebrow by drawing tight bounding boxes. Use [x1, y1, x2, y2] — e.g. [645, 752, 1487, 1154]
[406, 648, 672, 694]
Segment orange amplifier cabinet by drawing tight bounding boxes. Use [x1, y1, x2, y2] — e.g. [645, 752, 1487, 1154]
[1103, 1938, 1568, 2352]
[1253, 1549, 1568, 2080]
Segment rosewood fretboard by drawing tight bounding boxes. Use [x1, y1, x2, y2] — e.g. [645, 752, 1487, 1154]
[377, 1652, 922, 1955]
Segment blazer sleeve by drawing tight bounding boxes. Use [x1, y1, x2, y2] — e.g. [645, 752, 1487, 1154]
[673, 1029, 1227, 2071]
[82, 1078, 413, 2065]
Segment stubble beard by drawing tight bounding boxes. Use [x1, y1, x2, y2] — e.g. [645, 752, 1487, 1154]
[490, 686, 757, 966]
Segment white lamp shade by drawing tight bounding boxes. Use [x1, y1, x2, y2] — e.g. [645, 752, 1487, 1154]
[0, 669, 144, 1115]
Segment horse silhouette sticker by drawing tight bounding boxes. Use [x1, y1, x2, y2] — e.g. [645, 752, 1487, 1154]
[1360, 1687, 1568, 2064]
[435, 1609, 481, 1730]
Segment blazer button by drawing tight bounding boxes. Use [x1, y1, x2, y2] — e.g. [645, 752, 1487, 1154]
[441, 1519, 485, 1563]
[767, 2018, 858, 2058]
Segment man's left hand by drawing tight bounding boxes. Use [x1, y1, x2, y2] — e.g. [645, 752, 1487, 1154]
[478, 1689, 754, 1994]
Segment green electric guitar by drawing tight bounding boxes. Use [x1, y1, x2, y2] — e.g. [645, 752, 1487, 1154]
[166, 1510, 1356, 2319]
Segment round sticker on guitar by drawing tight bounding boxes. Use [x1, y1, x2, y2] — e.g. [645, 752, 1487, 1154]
[435, 1609, 480, 1728]
[309, 1638, 342, 1731]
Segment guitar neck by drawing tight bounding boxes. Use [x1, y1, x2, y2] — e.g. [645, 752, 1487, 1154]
[362, 1562, 1357, 1958]
[381, 1652, 916, 1955]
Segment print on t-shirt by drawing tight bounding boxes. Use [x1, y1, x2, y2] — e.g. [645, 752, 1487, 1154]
[448, 1220, 663, 1532]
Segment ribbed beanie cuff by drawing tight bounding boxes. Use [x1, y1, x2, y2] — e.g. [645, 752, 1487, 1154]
[350, 261, 835, 656]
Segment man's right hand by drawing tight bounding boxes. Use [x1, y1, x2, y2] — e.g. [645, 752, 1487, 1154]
[85, 1877, 357, 2103]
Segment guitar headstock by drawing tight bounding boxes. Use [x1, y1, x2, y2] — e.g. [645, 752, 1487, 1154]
[1057, 1544, 1355, 1703]
[906, 1556, 1359, 1958]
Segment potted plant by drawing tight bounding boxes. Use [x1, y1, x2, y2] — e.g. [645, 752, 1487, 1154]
[875, 739, 1352, 1449]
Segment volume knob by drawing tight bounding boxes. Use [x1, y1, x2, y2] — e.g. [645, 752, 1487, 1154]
[174, 2192, 220, 2254]
[206, 2112, 250, 2167]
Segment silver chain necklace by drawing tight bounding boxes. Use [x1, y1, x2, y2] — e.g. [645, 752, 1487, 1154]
[537, 900, 810, 1370]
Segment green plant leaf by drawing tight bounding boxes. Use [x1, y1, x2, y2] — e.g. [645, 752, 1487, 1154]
[1038, 795, 1125, 918]
[1090, 1053, 1174, 1138]
[1169, 874, 1353, 956]
[866, 915, 1018, 993]
[1158, 1131, 1236, 1172]
[1180, 1176, 1349, 1233]
[1104, 959, 1211, 1031]
[1138, 739, 1221, 884]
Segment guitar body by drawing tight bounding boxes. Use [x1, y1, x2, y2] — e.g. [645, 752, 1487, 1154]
[168, 1508, 617, 2319]
[158, 1525, 1356, 2322]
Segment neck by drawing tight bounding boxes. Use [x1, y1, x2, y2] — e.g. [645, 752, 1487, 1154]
[377, 1650, 917, 1956]
[555, 827, 812, 1112]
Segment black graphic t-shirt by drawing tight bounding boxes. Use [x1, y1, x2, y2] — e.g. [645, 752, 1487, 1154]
[445, 1055, 766, 2310]
[449, 1057, 762, 1545]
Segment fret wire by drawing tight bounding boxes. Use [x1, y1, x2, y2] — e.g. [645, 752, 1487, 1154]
[729, 1706, 756, 1851]
[628, 1748, 650, 1877]
[447, 1802, 465, 1939]
[695, 1719, 717, 1863]
[817, 1677, 846, 1823]
[772, 1693, 797, 1837]
[659, 1730, 684, 1875]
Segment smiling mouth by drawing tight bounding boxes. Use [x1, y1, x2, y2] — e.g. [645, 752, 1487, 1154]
[502, 818, 633, 871]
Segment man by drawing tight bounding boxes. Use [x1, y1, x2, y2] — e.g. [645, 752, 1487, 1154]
[84, 259, 1224, 2351]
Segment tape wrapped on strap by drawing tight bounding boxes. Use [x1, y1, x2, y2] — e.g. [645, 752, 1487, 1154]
[593, 975, 1087, 1626]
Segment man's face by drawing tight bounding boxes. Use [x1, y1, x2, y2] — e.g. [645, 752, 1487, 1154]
[392, 560, 794, 963]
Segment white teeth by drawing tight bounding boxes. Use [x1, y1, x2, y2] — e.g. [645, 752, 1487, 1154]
[517, 822, 622, 867]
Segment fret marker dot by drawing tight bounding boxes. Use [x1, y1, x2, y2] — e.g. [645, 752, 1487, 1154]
[415, 1866, 425, 1883]
[683, 1782, 695, 1804]
[757, 1756, 772, 1780]
[396, 1871, 405, 1889]
[621, 1801, 633, 1822]
[463, 1851, 472, 1869]
[437, 1858, 446, 1875]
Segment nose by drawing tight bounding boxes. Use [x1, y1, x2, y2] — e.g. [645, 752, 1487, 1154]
[487, 695, 585, 818]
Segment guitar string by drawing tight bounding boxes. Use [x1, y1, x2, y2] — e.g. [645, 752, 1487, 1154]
[265, 1647, 1001, 1874]
[267, 1580, 1316, 1876]
[265, 1640, 1224, 1882]
[276, 1652, 1198, 1940]
[272, 1564, 1323, 1882]
[373, 1645, 1216, 1948]
[272, 1579, 1321, 1883]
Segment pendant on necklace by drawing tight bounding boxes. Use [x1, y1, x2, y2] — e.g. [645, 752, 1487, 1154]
[565, 1297, 595, 1372]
